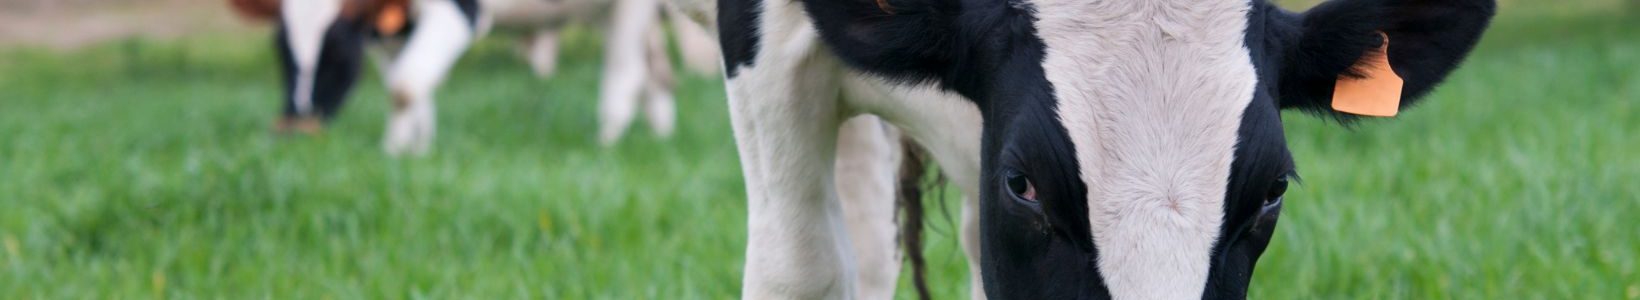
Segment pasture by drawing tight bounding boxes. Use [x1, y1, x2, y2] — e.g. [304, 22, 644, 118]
[1, 1, 1636, 298]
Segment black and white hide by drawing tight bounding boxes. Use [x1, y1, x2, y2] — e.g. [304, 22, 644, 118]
[697, 0, 1497, 298]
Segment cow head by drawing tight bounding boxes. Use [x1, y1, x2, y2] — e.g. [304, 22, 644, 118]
[801, 0, 1493, 298]
[231, 0, 409, 132]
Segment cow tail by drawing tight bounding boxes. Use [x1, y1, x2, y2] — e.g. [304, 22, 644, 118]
[898, 138, 934, 300]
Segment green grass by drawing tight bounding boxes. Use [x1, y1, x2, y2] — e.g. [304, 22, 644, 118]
[2, 10, 1637, 300]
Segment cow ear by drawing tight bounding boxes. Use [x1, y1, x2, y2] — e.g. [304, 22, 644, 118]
[229, 0, 281, 22]
[801, 0, 965, 83]
[1276, 0, 1496, 118]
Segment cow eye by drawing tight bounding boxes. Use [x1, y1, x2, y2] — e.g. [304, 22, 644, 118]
[1266, 177, 1289, 207]
[1006, 172, 1037, 202]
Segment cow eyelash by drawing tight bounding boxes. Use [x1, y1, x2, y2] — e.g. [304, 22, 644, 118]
[1265, 172, 1299, 207]
[1267, 177, 1289, 201]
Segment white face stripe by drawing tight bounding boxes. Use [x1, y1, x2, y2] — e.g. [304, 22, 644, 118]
[281, 0, 343, 115]
[1031, 0, 1257, 298]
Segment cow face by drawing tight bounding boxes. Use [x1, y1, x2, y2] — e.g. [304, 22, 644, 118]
[276, 4, 367, 123]
[800, 0, 1493, 298]
[267, 0, 412, 126]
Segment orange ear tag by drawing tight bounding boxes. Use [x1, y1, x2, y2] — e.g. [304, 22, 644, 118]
[1331, 33, 1403, 117]
[376, 3, 408, 36]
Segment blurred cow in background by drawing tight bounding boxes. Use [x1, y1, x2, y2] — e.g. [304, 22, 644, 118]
[230, 0, 718, 155]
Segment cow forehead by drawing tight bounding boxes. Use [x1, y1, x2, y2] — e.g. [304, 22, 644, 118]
[1029, 0, 1257, 298]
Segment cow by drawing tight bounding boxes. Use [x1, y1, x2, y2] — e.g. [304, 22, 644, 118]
[229, 0, 719, 155]
[702, 0, 1496, 298]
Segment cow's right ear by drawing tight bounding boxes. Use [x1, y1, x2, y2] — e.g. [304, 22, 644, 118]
[802, 0, 966, 84]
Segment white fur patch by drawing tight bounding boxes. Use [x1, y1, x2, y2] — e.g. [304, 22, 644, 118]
[281, 0, 343, 115]
[383, 0, 478, 155]
[729, 0, 854, 298]
[1030, 0, 1257, 298]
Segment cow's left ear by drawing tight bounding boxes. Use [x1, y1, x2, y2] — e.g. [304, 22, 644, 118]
[1275, 0, 1496, 117]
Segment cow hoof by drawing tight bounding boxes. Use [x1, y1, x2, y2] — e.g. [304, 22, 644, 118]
[597, 125, 625, 147]
[383, 123, 434, 157]
[645, 93, 676, 139]
[275, 116, 324, 135]
[525, 31, 560, 79]
[383, 138, 430, 157]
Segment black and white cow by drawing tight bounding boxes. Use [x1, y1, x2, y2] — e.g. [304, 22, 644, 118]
[233, 0, 718, 155]
[237, 0, 481, 155]
[705, 0, 1494, 298]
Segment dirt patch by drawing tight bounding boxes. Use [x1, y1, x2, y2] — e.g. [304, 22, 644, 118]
[0, 0, 263, 50]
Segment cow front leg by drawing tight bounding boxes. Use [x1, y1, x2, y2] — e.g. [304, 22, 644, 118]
[596, 0, 660, 146]
[383, 0, 475, 156]
[642, 22, 677, 139]
[728, 56, 854, 299]
[524, 29, 561, 79]
[834, 115, 905, 299]
[842, 75, 989, 299]
[663, 2, 720, 76]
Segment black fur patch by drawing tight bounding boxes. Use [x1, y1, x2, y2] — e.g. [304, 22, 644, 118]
[718, 0, 761, 77]
[801, 0, 1028, 101]
[276, 18, 368, 120]
[452, 0, 482, 28]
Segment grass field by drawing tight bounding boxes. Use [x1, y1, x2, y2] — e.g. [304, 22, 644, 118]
[2, 4, 1637, 299]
